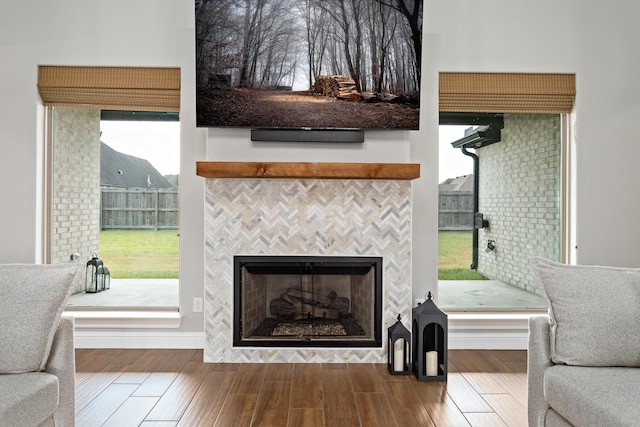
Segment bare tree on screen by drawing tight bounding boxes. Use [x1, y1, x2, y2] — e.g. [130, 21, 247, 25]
[373, 0, 422, 88]
[198, 0, 421, 94]
[317, 0, 367, 92]
[300, 0, 331, 89]
[195, 0, 239, 85]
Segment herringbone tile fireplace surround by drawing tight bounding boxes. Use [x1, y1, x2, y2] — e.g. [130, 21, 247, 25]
[201, 162, 418, 363]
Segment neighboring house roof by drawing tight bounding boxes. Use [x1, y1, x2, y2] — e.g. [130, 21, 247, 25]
[100, 142, 174, 189]
[164, 174, 179, 188]
[439, 174, 474, 192]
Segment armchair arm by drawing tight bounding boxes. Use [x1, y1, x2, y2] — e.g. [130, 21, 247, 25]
[45, 315, 75, 427]
[528, 315, 553, 427]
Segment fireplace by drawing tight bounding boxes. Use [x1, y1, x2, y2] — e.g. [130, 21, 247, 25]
[200, 164, 417, 362]
[234, 255, 382, 347]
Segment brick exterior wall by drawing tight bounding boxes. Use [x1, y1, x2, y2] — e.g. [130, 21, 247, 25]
[52, 108, 101, 292]
[477, 114, 561, 295]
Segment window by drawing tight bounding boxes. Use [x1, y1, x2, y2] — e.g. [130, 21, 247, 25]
[437, 73, 575, 311]
[38, 66, 181, 310]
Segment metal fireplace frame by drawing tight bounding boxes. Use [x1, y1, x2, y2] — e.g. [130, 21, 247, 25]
[233, 255, 383, 348]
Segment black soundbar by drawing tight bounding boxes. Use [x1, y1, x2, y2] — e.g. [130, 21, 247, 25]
[251, 128, 364, 143]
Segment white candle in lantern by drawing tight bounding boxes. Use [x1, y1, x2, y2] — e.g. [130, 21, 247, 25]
[393, 338, 404, 372]
[426, 351, 438, 376]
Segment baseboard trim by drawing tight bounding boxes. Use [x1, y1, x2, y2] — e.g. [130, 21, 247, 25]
[449, 332, 528, 350]
[68, 310, 182, 329]
[448, 313, 534, 350]
[75, 331, 205, 349]
[73, 313, 536, 350]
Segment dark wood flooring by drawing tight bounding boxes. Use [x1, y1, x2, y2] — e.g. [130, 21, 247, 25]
[75, 349, 528, 427]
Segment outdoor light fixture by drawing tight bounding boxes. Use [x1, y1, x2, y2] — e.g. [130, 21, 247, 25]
[474, 212, 490, 229]
[412, 292, 448, 382]
[486, 240, 496, 252]
[387, 314, 411, 375]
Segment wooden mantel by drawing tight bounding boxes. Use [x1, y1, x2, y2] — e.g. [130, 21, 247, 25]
[196, 162, 420, 180]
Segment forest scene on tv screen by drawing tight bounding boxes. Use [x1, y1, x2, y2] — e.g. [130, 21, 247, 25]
[195, 0, 423, 130]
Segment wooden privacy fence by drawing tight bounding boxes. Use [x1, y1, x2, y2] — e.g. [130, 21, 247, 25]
[439, 191, 474, 231]
[101, 187, 178, 230]
[103, 188, 471, 231]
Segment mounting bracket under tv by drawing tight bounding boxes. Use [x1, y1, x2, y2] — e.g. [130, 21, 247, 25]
[251, 128, 364, 143]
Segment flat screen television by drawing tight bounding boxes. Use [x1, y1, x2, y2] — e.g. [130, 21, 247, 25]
[195, 0, 423, 136]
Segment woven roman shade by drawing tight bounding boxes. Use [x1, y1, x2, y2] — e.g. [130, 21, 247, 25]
[439, 72, 575, 114]
[37, 66, 180, 112]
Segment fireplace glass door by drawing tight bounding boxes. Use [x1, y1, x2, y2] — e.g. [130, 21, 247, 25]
[234, 256, 382, 347]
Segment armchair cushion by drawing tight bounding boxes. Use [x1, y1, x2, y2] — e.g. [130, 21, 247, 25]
[0, 263, 82, 373]
[0, 372, 59, 426]
[531, 257, 640, 367]
[544, 365, 640, 426]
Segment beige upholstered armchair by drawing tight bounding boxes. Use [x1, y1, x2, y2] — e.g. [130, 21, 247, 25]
[528, 258, 640, 426]
[0, 264, 81, 426]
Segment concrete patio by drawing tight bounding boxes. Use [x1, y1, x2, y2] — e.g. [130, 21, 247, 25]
[66, 278, 547, 312]
[438, 279, 547, 312]
[66, 279, 179, 309]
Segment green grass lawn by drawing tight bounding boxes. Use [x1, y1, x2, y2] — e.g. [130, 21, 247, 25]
[99, 230, 179, 279]
[439, 231, 487, 280]
[99, 229, 480, 281]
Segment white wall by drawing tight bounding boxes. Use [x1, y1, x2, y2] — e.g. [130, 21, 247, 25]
[0, 0, 206, 333]
[2, 0, 640, 339]
[426, 0, 640, 267]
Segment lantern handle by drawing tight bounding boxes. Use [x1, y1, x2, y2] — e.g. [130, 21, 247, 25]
[91, 251, 98, 259]
[425, 291, 433, 301]
[396, 314, 402, 322]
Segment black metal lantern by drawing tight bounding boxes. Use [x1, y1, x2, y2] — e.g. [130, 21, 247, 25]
[412, 292, 448, 381]
[85, 253, 104, 293]
[102, 267, 110, 290]
[387, 314, 411, 375]
[96, 265, 110, 292]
